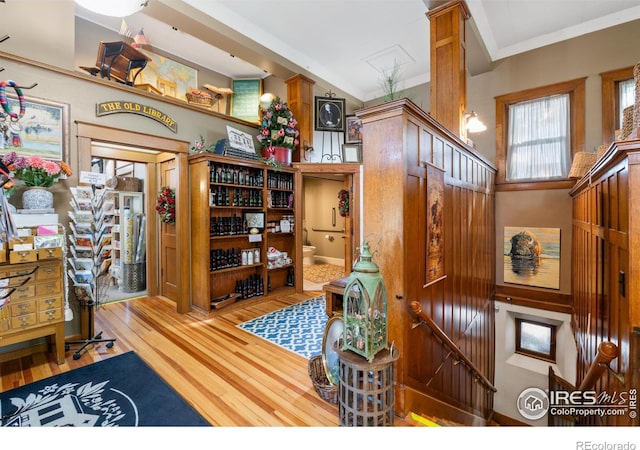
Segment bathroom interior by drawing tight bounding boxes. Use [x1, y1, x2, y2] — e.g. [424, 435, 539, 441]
[302, 174, 347, 291]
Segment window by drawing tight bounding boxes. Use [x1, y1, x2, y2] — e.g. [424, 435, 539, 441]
[495, 78, 585, 190]
[515, 318, 557, 362]
[601, 66, 634, 144]
[506, 94, 570, 181]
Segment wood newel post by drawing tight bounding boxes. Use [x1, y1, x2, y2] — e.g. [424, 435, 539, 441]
[578, 341, 618, 391]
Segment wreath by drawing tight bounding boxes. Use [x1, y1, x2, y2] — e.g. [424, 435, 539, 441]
[155, 186, 175, 224]
[338, 189, 349, 217]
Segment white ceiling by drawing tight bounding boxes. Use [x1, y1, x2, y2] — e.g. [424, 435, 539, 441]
[75, 0, 640, 103]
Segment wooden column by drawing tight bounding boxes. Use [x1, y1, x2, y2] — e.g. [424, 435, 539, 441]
[285, 74, 315, 162]
[426, 0, 470, 137]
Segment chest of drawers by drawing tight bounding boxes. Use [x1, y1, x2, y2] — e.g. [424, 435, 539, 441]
[0, 256, 65, 364]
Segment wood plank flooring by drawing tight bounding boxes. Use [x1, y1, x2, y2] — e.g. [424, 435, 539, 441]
[0, 290, 341, 426]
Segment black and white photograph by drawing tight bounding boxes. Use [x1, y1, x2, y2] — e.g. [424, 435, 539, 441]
[315, 96, 345, 132]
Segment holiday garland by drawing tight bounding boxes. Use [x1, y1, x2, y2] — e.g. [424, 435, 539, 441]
[155, 186, 176, 224]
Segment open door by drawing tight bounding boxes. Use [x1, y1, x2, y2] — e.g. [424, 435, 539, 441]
[159, 159, 178, 301]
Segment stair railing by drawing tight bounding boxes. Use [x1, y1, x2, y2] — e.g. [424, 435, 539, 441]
[410, 301, 497, 393]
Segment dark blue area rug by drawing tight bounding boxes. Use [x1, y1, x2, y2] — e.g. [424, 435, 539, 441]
[0, 351, 209, 427]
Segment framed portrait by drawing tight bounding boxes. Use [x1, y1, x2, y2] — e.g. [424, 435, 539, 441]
[244, 211, 265, 231]
[345, 115, 363, 144]
[315, 96, 345, 132]
[341, 144, 362, 163]
[1, 94, 70, 161]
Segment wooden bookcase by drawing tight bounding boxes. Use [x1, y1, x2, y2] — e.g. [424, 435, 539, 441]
[189, 153, 299, 314]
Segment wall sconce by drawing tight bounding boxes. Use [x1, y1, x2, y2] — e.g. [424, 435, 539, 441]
[464, 111, 487, 133]
[75, 0, 148, 17]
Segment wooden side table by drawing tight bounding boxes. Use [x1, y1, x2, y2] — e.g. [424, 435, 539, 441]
[323, 277, 347, 316]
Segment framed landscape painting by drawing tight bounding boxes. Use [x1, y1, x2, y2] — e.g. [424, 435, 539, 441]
[1, 94, 69, 161]
[503, 226, 560, 289]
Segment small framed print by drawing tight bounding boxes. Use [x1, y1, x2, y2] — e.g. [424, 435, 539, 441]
[315, 96, 345, 132]
[345, 115, 363, 144]
[244, 211, 265, 231]
[342, 144, 362, 163]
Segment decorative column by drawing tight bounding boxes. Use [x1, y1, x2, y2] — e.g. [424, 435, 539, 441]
[285, 74, 315, 162]
[426, 0, 470, 137]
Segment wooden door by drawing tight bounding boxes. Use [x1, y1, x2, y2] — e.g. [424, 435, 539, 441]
[159, 159, 178, 301]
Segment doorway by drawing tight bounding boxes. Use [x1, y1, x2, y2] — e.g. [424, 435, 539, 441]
[76, 122, 190, 318]
[294, 163, 361, 292]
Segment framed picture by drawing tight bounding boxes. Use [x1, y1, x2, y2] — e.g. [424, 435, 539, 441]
[345, 115, 363, 143]
[244, 211, 265, 231]
[315, 96, 345, 132]
[1, 94, 70, 161]
[425, 163, 446, 286]
[139, 49, 198, 101]
[341, 144, 362, 163]
[503, 226, 560, 290]
[231, 79, 263, 123]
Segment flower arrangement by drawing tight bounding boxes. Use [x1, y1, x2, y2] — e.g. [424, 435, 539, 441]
[1, 151, 72, 188]
[155, 186, 176, 224]
[191, 135, 215, 154]
[257, 96, 299, 155]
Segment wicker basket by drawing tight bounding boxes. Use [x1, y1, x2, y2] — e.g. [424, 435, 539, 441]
[308, 354, 338, 404]
[186, 93, 214, 107]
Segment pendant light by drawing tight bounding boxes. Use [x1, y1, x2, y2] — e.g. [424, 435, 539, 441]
[75, 0, 148, 18]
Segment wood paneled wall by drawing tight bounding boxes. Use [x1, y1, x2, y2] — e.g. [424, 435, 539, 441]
[570, 140, 640, 426]
[358, 99, 496, 423]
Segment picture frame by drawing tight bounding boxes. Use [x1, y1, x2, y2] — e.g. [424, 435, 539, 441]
[503, 226, 560, 290]
[244, 211, 265, 231]
[345, 115, 363, 143]
[315, 96, 345, 132]
[341, 144, 362, 163]
[139, 49, 198, 101]
[425, 163, 446, 287]
[231, 78, 263, 123]
[1, 94, 70, 161]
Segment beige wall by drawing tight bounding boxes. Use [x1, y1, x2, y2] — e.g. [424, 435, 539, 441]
[302, 176, 345, 260]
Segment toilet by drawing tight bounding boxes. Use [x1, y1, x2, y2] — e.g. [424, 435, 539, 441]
[302, 245, 317, 266]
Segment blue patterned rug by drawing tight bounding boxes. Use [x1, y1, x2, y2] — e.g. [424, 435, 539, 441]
[238, 296, 327, 359]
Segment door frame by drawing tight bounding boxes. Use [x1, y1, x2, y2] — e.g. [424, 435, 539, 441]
[76, 122, 190, 315]
[293, 162, 361, 286]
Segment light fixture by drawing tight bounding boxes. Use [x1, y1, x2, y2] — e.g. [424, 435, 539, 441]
[75, 0, 148, 18]
[132, 28, 148, 48]
[259, 93, 276, 111]
[465, 111, 487, 133]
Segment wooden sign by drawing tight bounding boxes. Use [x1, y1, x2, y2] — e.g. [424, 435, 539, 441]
[96, 101, 177, 133]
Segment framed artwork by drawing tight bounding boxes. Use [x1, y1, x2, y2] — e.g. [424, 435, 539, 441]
[345, 115, 363, 143]
[0, 94, 70, 161]
[425, 163, 446, 286]
[503, 226, 560, 290]
[341, 144, 362, 163]
[139, 49, 198, 101]
[315, 96, 345, 132]
[231, 79, 263, 123]
[244, 211, 265, 231]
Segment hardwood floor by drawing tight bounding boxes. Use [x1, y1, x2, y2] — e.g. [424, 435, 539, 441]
[1, 290, 341, 426]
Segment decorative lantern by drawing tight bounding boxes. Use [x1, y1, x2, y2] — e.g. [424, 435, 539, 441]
[342, 241, 388, 362]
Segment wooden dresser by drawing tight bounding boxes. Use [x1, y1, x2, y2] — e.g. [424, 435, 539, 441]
[0, 240, 65, 365]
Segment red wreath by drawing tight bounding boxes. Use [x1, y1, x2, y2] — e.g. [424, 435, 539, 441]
[155, 186, 176, 224]
[338, 189, 349, 217]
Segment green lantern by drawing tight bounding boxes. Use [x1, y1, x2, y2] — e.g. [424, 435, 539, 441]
[342, 241, 388, 362]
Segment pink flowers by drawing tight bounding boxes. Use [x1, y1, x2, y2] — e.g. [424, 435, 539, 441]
[1, 151, 72, 187]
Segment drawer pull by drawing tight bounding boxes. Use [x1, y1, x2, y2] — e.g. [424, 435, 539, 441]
[45, 298, 55, 305]
[45, 249, 55, 256]
[43, 268, 53, 274]
[19, 317, 29, 327]
[46, 311, 55, 320]
[18, 303, 28, 310]
[17, 287, 28, 292]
